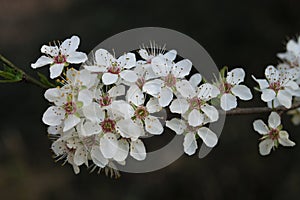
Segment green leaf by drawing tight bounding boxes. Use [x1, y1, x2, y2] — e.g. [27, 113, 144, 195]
[37, 72, 55, 87]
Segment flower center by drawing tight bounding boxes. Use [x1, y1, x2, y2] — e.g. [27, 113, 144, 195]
[269, 128, 279, 140]
[99, 95, 112, 107]
[135, 106, 149, 120]
[108, 62, 121, 74]
[136, 77, 145, 89]
[101, 118, 116, 133]
[164, 73, 176, 87]
[189, 97, 202, 110]
[269, 81, 283, 93]
[54, 54, 67, 64]
[64, 102, 76, 115]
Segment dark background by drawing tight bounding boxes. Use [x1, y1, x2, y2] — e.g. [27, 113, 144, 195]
[1, 0, 300, 199]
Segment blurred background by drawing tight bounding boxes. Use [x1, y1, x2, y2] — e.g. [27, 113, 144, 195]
[1, 0, 300, 199]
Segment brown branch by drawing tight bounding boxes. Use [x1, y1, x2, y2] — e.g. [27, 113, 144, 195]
[226, 101, 300, 115]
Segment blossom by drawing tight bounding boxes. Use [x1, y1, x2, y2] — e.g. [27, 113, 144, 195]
[31, 35, 88, 79]
[252, 65, 299, 108]
[84, 49, 137, 85]
[170, 81, 220, 127]
[219, 68, 252, 111]
[253, 112, 295, 156]
[166, 118, 218, 155]
[277, 36, 300, 67]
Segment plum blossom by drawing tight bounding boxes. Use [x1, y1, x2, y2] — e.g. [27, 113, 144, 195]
[218, 68, 252, 111]
[252, 65, 299, 108]
[31, 35, 88, 79]
[253, 112, 295, 156]
[166, 118, 218, 155]
[84, 49, 137, 85]
[277, 36, 300, 67]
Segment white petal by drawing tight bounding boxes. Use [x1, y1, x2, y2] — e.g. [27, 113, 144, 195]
[277, 90, 292, 108]
[117, 53, 136, 69]
[268, 112, 281, 129]
[198, 83, 220, 101]
[265, 65, 279, 82]
[47, 125, 63, 135]
[138, 49, 151, 60]
[146, 98, 162, 113]
[74, 146, 88, 166]
[95, 48, 115, 67]
[253, 120, 269, 135]
[145, 115, 164, 135]
[176, 80, 196, 98]
[120, 70, 138, 82]
[189, 73, 202, 88]
[143, 79, 163, 97]
[52, 139, 67, 155]
[116, 119, 144, 140]
[82, 102, 105, 123]
[66, 52, 87, 64]
[172, 59, 192, 78]
[169, 98, 189, 114]
[113, 139, 129, 162]
[78, 89, 93, 107]
[31, 56, 53, 69]
[41, 45, 59, 57]
[163, 50, 177, 61]
[151, 56, 172, 77]
[197, 127, 218, 147]
[44, 87, 64, 106]
[102, 72, 119, 85]
[49, 63, 65, 79]
[108, 85, 125, 97]
[201, 104, 219, 122]
[42, 106, 65, 126]
[158, 87, 173, 107]
[110, 100, 134, 119]
[278, 131, 295, 147]
[63, 115, 80, 132]
[259, 139, 274, 156]
[252, 76, 269, 90]
[166, 118, 187, 135]
[60, 35, 80, 55]
[231, 85, 253, 100]
[100, 133, 119, 159]
[261, 89, 276, 102]
[220, 93, 237, 111]
[91, 145, 108, 168]
[84, 65, 106, 72]
[226, 68, 245, 85]
[79, 121, 102, 137]
[188, 109, 204, 127]
[126, 85, 145, 106]
[130, 139, 146, 161]
[183, 132, 198, 155]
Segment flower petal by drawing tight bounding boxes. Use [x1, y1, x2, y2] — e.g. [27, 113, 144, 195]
[74, 146, 88, 166]
[151, 56, 172, 77]
[231, 85, 253, 100]
[252, 76, 269, 90]
[78, 89, 93, 107]
[130, 139, 146, 161]
[166, 118, 187, 135]
[226, 68, 245, 85]
[253, 120, 269, 135]
[169, 98, 189, 114]
[117, 53, 136, 69]
[60, 35, 80, 55]
[220, 93, 237, 111]
[277, 90, 292, 108]
[100, 133, 118, 159]
[146, 98, 162, 113]
[198, 83, 220, 101]
[102, 72, 118, 85]
[31, 56, 53, 69]
[265, 65, 279, 82]
[183, 132, 198, 155]
[189, 73, 202, 89]
[278, 131, 296, 147]
[113, 139, 129, 162]
[145, 115, 164, 135]
[95, 48, 115, 67]
[49, 63, 65, 79]
[268, 112, 281, 129]
[176, 80, 196, 98]
[163, 50, 177, 61]
[120, 70, 138, 82]
[158, 87, 173, 107]
[188, 109, 204, 127]
[259, 139, 274, 156]
[79, 121, 102, 137]
[66, 51, 87, 64]
[197, 127, 218, 148]
[126, 85, 145, 106]
[172, 59, 192, 78]
[116, 119, 144, 140]
[261, 89, 276, 102]
[42, 106, 65, 126]
[143, 79, 163, 97]
[41, 45, 59, 57]
[91, 145, 108, 168]
[63, 114, 81, 132]
[82, 102, 105, 123]
[201, 104, 219, 122]
[108, 85, 125, 97]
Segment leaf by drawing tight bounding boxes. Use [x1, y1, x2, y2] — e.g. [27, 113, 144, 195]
[37, 72, 55, 87]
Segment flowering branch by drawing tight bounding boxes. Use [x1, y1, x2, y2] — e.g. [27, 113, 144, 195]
[0, 54, 53, 89]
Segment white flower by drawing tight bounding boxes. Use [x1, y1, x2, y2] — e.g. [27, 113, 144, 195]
[84, 48, 137, 85]
[253, 65, 299, 108]
[166, 118, 218, 155]
[219, 68, 252, 111]
[170, 81, 220, 127]
[277, 36, 300, 67]
[143, 56, 192, 107]
[31, 35, 88, 79]
[253, 112, 295, 156]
